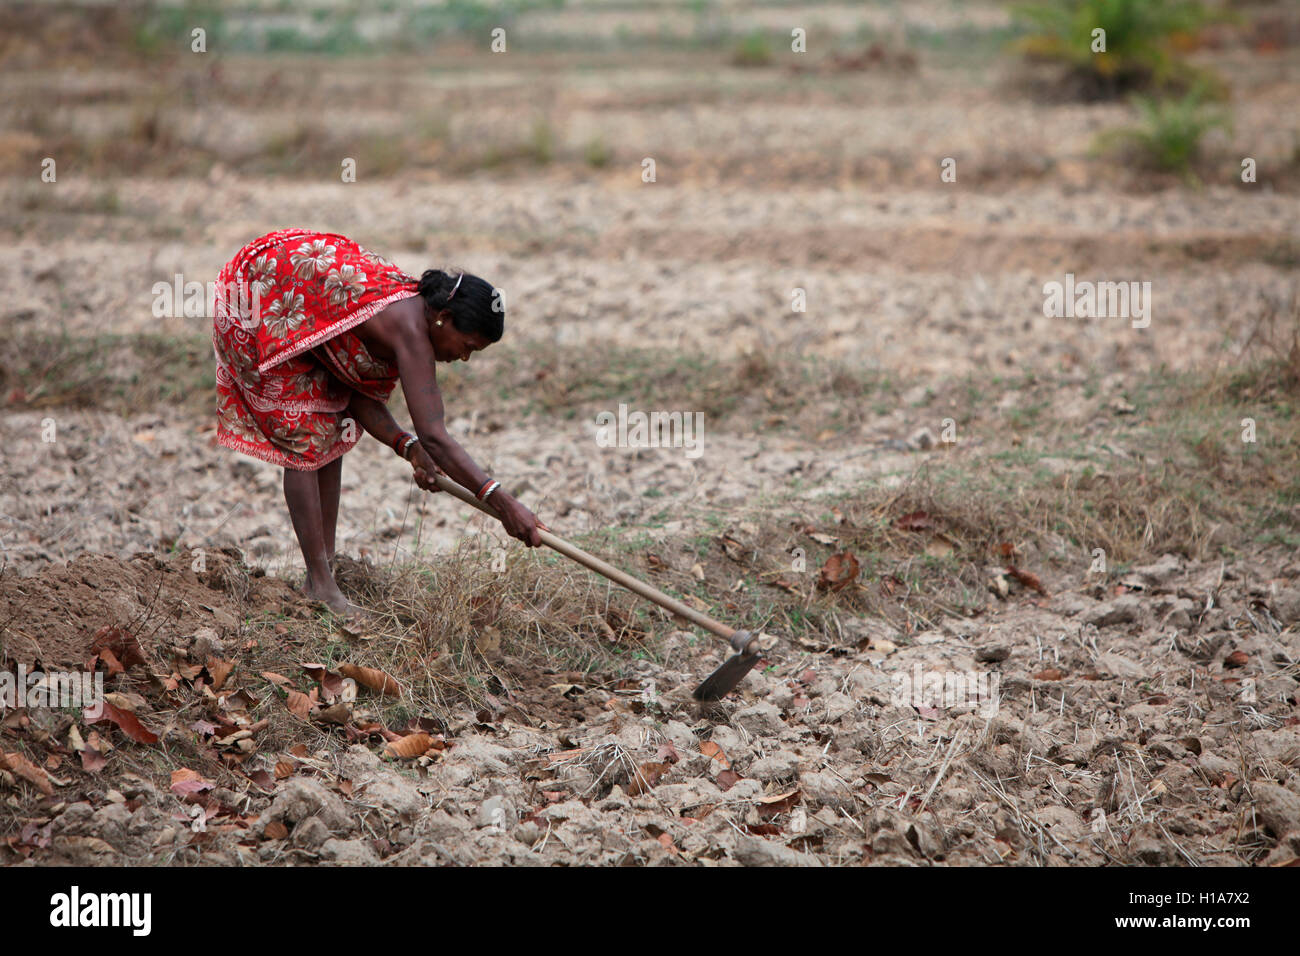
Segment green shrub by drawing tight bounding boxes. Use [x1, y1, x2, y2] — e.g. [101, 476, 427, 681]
[731, 30, 774, 67]
[1012, 0, 1225, 97]
[1097, 89, 1230, 173]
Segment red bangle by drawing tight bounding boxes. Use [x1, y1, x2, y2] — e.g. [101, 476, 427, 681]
[393, 432, 415, 455]
[476, 478, 495, 498]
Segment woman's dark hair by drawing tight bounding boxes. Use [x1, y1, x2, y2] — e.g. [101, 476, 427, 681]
[417, 269, 504, 343]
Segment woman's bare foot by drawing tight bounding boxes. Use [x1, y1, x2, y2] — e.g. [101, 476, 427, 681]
[301, 572, 352, 615]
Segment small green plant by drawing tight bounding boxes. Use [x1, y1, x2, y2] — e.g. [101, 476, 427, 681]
[1097, 89, 1229, 174]
[1012, 0, 1226, 97]
[584, 136, 612, 168]
[529, 118, 555, 164]
[731, 30, 774, 68]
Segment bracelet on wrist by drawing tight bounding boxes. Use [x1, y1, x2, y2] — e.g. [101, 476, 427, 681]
[477, 479, 501, 501]
[394, 432, 418, 460]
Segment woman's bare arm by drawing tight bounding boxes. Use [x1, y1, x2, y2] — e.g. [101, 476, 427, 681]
[388, 317, 542, 545]
[346, 391, 406, 451]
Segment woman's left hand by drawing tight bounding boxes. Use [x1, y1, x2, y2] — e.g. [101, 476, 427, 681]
[408, 445, 445, 493]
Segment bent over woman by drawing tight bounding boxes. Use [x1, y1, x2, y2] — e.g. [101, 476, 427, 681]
[213, 228, 542, 614]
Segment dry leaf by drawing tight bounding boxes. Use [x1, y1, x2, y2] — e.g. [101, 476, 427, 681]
[0, 751, 55, 795]
[817, 552, 860, 592]
[757, 789, 801, 817]
[717, 535, 749, 562]
[91, 626, 147, 671]
[264, 820, 289, 840]
[170, 768, 215, 797]
[1224, 650, 1248, 669]
[207, 658, 234, 691]
[299, 663, 345, 701]
[315, 702, 351, 725]
[893, 511, 935, 532]
[87, 700, 159, 745]
[80, 746, 107, 773]
[1006, 566, 1049, 596]
[628, 761, 670, 797]
[285, 690, 315, 719]
[385, 733, 432, 759]
[1033, 668, 1065, 681]
[700, 741, 731, 770]
[338, 663, 402, 697]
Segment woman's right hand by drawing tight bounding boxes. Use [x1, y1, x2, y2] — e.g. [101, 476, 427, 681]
[492, 492, 543, 547]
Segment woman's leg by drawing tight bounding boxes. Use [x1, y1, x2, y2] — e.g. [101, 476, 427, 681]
[283, 466, 349, 612]
[318, 456, 342, 563]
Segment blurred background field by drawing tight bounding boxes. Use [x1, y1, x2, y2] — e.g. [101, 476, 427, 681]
[2, 0, 1298, 573]
[2, 0, 1300, 868]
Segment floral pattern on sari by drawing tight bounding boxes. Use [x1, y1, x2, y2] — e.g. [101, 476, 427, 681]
[212, 228, 417, 470]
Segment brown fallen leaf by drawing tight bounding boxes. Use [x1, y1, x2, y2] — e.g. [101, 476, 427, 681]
[1033, 668, 1066, 681]
[717, 769, 742, 792]
[757, 789, 801, 817]
[385, 733, 432, 759]
[264, 820, 289, 840]
[170, 768, 215, 798]
[1006, 565, 1049, 596]
[315, 702, 351, 725]
[894, 511, 935, 532]
[274, 760, 296, 780]
[817, 552, 860, 592]
[0, 751, 55, 795]
[628, 761, 671, 797]
[700, 741, 731, 770]
[1224, 650, 1248, 669]
[299, 663, 345, 701]
[87, 700, 159, 745]
[95, 647, 125, 677]
[245, 769, 275, 790]
[207, 658, 234, 691]
[91, 626, 148, 671]
[717, 535, 749, 562]
[338, 663, 401, 697]
[285, 690, 315, 719]
[79, 743, 107, 773]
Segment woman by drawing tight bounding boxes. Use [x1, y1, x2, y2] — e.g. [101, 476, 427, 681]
[212, 228, 542, 615]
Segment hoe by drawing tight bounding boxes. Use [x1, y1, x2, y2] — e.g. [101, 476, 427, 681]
[432, 474, 765, 701]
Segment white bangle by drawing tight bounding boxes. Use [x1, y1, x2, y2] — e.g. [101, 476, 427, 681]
[480, 480, 501, 501]
[399, 434, 419, 460]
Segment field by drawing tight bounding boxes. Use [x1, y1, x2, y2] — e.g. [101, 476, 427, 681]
[1, 0, 1299, 867]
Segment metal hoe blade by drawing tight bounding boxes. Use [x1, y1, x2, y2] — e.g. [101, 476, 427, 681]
[692, 630, 762, 702]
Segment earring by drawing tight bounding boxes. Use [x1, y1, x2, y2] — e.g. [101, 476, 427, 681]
[435, 320, 443, 327]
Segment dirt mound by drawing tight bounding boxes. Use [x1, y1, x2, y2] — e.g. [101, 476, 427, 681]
[0, 548, 299, 672]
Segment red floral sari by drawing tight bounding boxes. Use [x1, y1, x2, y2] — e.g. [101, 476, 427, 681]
[212, 229, 417, 470]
